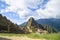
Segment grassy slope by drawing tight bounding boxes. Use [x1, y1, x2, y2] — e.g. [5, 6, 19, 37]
[0, 33, 60, 40]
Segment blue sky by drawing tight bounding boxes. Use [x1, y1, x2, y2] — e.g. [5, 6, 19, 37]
[0, 0, 60, 24]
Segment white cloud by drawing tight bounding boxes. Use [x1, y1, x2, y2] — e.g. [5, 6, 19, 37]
[36, 0, 60, 19]
[1, 0, 60, 24]
[17, 9, 29, 19]
[4, 0, 26, 11]
[3, 0, 46, 19]
[4, 0, 60, 19]
[25, 0, 44, 9]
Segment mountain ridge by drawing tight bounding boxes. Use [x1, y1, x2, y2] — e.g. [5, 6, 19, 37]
[0, 14, 58, 34]
[37, 19, 60, 31]
[0, 14, 24, 33]
[23, 17, 57, 34]
[19, 19, 58, 32]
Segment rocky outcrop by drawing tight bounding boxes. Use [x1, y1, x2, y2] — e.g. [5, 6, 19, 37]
[25, 17, 45, 33]
[24, 17, 57, 34]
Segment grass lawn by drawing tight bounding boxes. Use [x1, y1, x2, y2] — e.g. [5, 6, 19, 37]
[0, 32, 60, 40]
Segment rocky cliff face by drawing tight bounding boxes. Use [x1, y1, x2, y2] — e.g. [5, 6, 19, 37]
[25, 17, 46, 33]
[24, 17, 57, 34]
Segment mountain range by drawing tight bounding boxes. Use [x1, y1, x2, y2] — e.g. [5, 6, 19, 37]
[20, 18, 60, 32]
[19, 17, 58, 33]
[0, 14, 59, 34]
[37, 18, 60, 31]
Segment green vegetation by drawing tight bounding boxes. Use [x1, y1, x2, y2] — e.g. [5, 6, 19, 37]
[43, 25, 58, 33]
[27, 33, 60, 40]
[0, 14, 24, 33]
[0, 32, 60, 40]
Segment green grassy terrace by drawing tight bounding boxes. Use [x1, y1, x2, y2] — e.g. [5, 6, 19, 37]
[0, 32, 60, 40]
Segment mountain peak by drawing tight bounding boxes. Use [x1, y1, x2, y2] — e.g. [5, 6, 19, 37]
[26, 17, 37, 26]
[28, 17, 35, 23]
[25, 17, 44, 33]
[29, 17, 34, 20]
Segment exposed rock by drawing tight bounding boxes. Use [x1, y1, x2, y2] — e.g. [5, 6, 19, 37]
[25, 17, 44, 33]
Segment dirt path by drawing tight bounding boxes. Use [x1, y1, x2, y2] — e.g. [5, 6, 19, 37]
[0, 36, 46, 40]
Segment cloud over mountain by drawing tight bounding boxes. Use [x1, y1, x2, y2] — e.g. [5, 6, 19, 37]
[0, 0, 60, 24]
